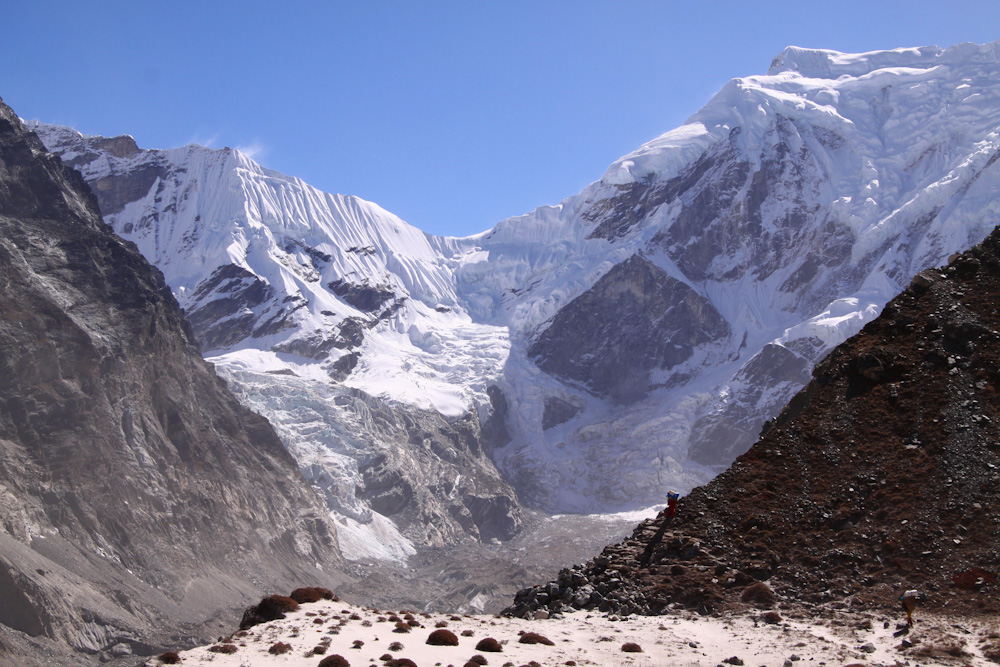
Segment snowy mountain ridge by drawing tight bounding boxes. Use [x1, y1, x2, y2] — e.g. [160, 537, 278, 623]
[32, 123, 503, 418]
[443, 39, 1000, 511]
[29, 123, 524, 563]
[30, 39, 1000, 528]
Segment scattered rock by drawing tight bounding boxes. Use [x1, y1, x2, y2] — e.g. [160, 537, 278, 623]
[268, 642, 292, 655]
[427, 629, 460, 646]
[387, 659, 417, 667]
[518, 632, 554, 646]
[318, 656, 351, 667]
[109, 643, 132, 657]
[475, 638, 503, 652]
[740, 583, 776, 609]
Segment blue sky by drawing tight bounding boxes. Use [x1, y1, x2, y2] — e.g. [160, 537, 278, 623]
[3, 1, 998, 237]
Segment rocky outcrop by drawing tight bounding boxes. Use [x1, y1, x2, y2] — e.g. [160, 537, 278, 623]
[40, 130, 164, 218]
[352, 394, 522, 543]
[327, 278, 401, 314]
[528, 255, 730, 403]
[0, 99, 343, 662]
[184, 264, 279, 349]
[542, 396, 584, 430]
[507, 229, 1000, 620]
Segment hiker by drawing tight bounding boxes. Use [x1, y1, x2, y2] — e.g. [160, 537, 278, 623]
[665, 491, 679, 520]
[900, 589, 920, 626]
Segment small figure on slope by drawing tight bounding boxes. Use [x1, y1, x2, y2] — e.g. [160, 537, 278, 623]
[900, 589, 921, 626]
[665, 490, 679, 520]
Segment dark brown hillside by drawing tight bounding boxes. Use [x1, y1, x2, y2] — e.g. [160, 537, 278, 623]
[507, 228, 1000, 620]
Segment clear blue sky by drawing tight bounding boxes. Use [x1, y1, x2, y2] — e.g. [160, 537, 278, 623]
[3, 1, 997, 237]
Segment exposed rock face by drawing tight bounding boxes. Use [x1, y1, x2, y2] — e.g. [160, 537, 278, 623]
[351, 394, 521, 543]
[0, 99, 342, 661]
[529, 255, 730, 403]
[185, 263, 279, 349]
[507, 230, 1000, 620]
[482, 385, 512, 452]
[50, 132, 162, 218]
[327, 278, 401, 314]
[584, 129, 752, 245]
[654, 121, 854, 301]
[542, 396, 584, 430]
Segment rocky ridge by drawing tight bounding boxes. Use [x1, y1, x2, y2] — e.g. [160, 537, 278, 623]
[0, 98, 343, 664]
[506, 228, 1000, 621]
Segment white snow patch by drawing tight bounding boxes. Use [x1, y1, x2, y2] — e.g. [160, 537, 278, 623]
[333, 512, 416, 563]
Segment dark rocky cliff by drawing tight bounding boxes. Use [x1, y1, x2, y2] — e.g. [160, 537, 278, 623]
[508, 228, 1000, 621]
[528, 254, 730, 404]
[0, 99, 343, 663]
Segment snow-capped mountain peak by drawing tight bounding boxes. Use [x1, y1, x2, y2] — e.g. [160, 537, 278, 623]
[32, 39, 1000, 520]
[29, 119, 501, 417]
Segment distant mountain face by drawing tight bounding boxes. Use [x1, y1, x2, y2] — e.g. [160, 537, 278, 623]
[0, 98, 344, 661]
[468, 40, 1000, 511]
[33, 40, 1000, 517]
[506, 227, 1000, 620]
[30, 121, 523, 557]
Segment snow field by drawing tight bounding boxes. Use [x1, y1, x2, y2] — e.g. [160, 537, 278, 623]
[149, 598, 999, 667]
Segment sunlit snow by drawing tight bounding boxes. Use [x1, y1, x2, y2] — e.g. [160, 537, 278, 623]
[27, 39, 1000, 528]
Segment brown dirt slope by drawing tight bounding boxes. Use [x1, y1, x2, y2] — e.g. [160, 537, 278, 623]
[507, 228, 1000, 620]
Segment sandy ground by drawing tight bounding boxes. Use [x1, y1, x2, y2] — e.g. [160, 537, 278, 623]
[145, 599, 1000, 667]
